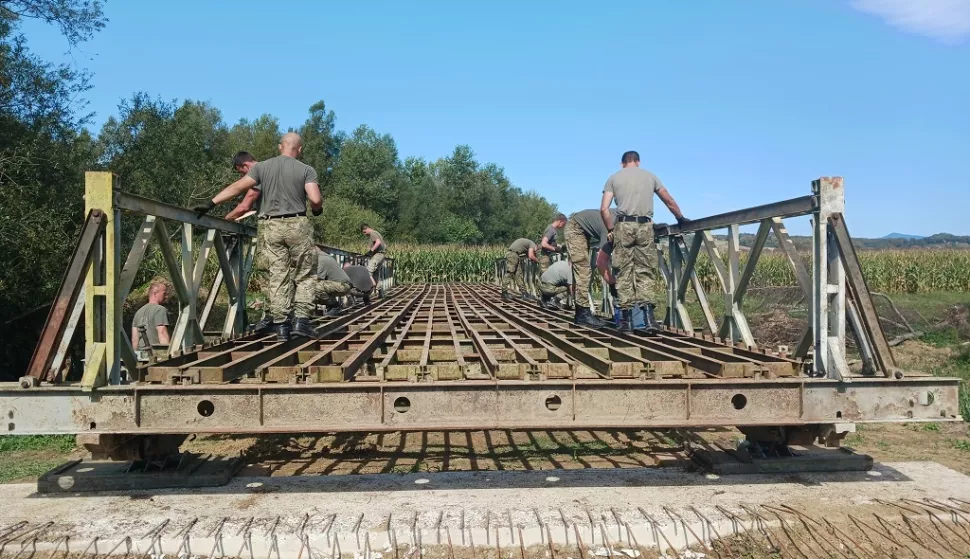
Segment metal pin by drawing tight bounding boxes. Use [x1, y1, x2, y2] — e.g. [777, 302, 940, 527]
[508, 509, 515, 545]
[446, 525, 455, 559]
[638, 508, 680, 559]
[598, 523, 615, 559]
[559, 508, 569, 545]
[353, 513, 365, 549]
[663, 506, 708, 551]
[323, 513, 338, 546]
[574, 524, 587, 559]
[518, 526, 527, 559]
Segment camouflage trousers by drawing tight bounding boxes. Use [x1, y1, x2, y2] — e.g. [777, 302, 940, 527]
[366, 252, 386, 275]
[613, 221, 656, 309]
[259, 216, 316, 321]
[538, 252, 553, 274]
[315, 279, 351, 305]
[502, 250, 526, 293]
[539, 281, 569, 297]
[563, 219, 593, 308]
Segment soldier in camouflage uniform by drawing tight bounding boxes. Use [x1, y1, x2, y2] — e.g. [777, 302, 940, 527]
[538, 260, 572, 309]
[601, 150, 688, 333]
[361, 224, 387, 289]
[538, 213, 567, 274]
[315, 249, 352, 314]
[564, 209, 616, 328]
[502, 238, 539, 300]
[195, 133, 323, 341]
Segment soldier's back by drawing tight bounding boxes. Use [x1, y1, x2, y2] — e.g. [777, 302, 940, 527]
[248, 155, 318, 217]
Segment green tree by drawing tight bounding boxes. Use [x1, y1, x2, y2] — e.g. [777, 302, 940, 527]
[329, 125, 402, 222]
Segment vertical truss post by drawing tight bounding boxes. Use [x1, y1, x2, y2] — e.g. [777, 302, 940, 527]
[81, 172, 122, 390]
[666, 236, 686, 329]
[812, 177, 848, 379]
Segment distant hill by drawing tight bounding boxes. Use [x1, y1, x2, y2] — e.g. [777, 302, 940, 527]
[731, 231, 970, 251]
[882, 233, 925, 240]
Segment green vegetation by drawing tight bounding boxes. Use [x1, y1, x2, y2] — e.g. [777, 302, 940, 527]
[0, 435, 75, 453]
[0, 435, 77, 484]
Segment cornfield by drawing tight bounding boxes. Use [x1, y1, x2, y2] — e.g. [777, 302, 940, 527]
[379, 245, 970, 294]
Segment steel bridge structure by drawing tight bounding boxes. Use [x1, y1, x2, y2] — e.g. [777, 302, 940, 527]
[0, 173, 962, 458]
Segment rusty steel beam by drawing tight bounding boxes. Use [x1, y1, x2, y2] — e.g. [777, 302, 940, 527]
[26, 210, 107, 381]
[0, 376, 960, 435]
[659, 195, 818, 236]
[829, 213, 897, 376]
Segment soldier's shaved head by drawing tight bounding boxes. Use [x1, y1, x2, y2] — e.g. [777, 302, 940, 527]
[279, 132, 304, 157]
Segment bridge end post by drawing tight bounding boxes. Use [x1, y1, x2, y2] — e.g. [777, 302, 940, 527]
[812, 176, 848, 379]
[81, 171, 122, 390]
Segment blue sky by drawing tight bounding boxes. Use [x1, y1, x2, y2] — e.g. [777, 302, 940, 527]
[21, 0, 970, 237]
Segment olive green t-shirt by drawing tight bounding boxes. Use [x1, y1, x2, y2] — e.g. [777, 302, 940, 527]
[367, 230, 386, 253]
[344, 265, 374, 292]
[132, 303, 169, 346]
[603, 167, 664, 217]
[569, 209, 615, 253]
[541, 224, 558, 253]
[316, 251, 352, 284]
[540, 261, 573, 286]
[246, 155, 319, 218]
[508, 238, 536, 255]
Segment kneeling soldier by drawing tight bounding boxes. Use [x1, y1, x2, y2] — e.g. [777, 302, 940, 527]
[538, 260, 573, 309]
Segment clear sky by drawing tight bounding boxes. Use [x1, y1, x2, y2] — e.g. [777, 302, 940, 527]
[21, 0, 970, 237]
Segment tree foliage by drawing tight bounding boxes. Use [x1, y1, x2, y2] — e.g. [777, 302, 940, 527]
[0, 0, 558, 324]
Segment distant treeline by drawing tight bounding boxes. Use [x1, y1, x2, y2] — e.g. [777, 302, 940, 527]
[0, 3, 558, 323]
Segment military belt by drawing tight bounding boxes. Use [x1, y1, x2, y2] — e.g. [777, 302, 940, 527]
[258, 212, 307, 220]
[616, 215, 652, 223]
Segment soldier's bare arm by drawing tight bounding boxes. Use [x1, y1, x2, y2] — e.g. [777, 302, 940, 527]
[225, 189, 261, 221]
[600, 191, 615, 239]
[657, 187, 686, 221]
[540, 235, 556, 252]
[156, 325, 170, 346]
[130, 326, 140, 352]
[305, 182, 322, 211]
[528, 247, 539, 263]
[595, 249, 615, 284]
[212, 175, 258, 205]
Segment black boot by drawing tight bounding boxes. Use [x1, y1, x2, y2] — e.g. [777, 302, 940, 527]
[251, 315, 274, 335]
[292, 317, 318, 339]
[275, 321, 291, 342]
[618, 309, 634, 333]
[502, 290, 513, 302]
[643, 302, 660, 336]
[574, 306, 608, 328]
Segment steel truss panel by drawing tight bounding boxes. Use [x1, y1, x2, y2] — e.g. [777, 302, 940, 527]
[0, 377, 960, 435]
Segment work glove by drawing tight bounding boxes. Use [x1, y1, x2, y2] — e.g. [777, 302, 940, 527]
[192, 200, 216, 218]
[676, 216, 691, 226]
[365, 250, 375, 258]
[609, 284, 619, 299]
[311, 206, 323, 217]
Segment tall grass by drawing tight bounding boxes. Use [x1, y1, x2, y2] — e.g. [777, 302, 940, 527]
[380, 245, 970, 294]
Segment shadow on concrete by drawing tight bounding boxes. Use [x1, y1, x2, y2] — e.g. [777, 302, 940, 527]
[27, 428, 911, 498]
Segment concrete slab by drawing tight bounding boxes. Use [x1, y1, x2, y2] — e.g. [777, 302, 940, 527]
[1, 461, 969, 557]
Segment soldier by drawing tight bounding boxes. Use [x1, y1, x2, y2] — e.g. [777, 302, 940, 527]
[538, 260, 573, 309]
[224, 151, 261, 222]
[315, 249, 352, 315]
[343, 263, 376, 304]
[131, 280, 171, 352]
[563, 209, 616, 328]
[361, 223, 386, 288]
[502, 238, 539, 300]
[600, 150, 688, 333]
[194, 133, 323, 341]
[538, 213, 567, 274]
